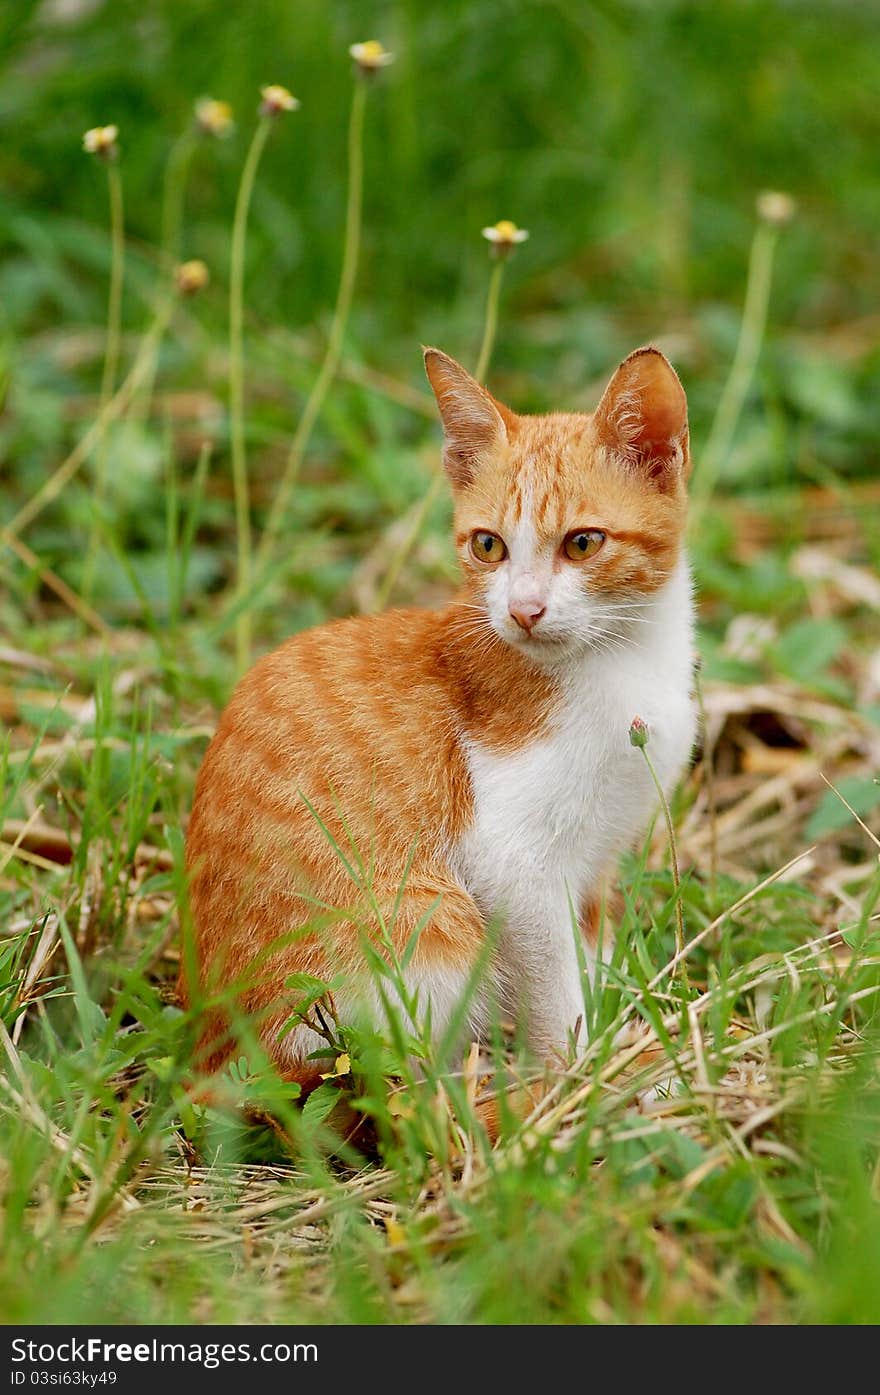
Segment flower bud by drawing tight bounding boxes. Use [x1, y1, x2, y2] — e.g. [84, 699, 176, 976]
[175, 260, 210, 296]
[756, 191, 796, 227]
[628, 716, 649, 749]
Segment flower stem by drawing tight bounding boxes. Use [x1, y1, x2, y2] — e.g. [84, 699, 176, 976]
[128, 129, 198, 435]
[373, 256, 507, 612]
[161, 129, 197, 271]
[83, 159, 125, 599]
[229, 115, 272, 674]
[102, 163, 125, 406]
[637, 744, 690, 992]
[691, 220, 779, 524]
[257, 77, 367, 569]
[475, 260, 505, 383]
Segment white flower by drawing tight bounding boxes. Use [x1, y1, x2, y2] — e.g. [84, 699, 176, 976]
[82, 125, 119, 161]
[195, 98, 234, 138]
[481, 220, 530, 258]
[756, 191, 796, 226]
[259, 85, 300, 117]
[349, 40, 395, 75]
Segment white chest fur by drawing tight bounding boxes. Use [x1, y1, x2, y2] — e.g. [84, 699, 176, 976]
[448, 557, 697, 1052]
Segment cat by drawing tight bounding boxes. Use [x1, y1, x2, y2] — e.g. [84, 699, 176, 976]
[182, 345, 697, 1095]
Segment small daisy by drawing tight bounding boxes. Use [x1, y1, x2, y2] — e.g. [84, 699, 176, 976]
[259, 85, 300, 118]
[82, 125, 119, 161]
[349, 40, 395, 76]
[481, 219, 529, 258]
[195, 98, 234, 139]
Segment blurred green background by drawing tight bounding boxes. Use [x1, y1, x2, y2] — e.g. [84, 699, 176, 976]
[3, 1, 880, 1326]
[2, 0, 879, 638]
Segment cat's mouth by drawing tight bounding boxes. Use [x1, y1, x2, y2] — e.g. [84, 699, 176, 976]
[504, 611, 648, 656]
[504, 623, 573, 654]
[505, 620, 622, 659]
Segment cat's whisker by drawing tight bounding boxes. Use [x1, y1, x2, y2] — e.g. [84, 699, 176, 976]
[445, 617, 503, 650]
[446, 610, 498, 633]
[578, 623, 638, 656]
[591, 604, 655, 617]
[597, 605, 653, 615]
[591, 597, 654, 607]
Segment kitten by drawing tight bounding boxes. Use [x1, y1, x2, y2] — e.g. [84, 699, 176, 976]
[182, 345, 697, 1091]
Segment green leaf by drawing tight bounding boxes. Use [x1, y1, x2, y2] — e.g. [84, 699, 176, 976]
[146, 1055, 175, 1083]
[773, 618, 847, 684]
[806, 777, 880, 838]
[787, 354, 860, 428]
[57, 915, 106, 1047]
[301, 1082, 343, 1128]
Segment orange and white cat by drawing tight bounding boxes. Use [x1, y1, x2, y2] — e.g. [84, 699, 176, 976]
[183, 345, 696, 1090]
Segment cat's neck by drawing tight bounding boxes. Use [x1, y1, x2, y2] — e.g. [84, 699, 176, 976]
[434, 596, 559, 751]
[436, 552, 693, 748]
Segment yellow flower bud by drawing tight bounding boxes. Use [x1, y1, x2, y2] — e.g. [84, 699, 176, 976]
[175, 260, 210, 296]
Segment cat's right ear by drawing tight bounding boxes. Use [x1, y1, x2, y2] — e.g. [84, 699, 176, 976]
[423, 348, 511, 488]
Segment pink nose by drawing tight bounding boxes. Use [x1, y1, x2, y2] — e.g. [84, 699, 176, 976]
[509, 601, 546, 633]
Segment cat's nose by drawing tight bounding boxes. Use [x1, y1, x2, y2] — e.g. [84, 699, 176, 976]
[509, 601, 546, 633]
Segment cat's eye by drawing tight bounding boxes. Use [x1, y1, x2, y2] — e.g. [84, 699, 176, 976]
[563, 529, 606, 561]
[469, 531, 507, 564]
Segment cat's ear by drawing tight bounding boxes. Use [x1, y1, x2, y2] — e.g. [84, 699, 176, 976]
[423, 347, 512, 487]
[593, 346, 689, 489]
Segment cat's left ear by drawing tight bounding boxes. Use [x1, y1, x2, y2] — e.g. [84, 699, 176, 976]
[593, 346, 690, 489]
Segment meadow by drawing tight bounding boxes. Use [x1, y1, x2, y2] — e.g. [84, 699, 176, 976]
[1, 0, 880, 1324]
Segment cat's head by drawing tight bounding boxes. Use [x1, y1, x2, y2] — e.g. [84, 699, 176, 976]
[424, 345, 690, 662]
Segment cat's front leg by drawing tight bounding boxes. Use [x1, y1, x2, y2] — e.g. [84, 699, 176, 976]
[499, 898, 594, 1063]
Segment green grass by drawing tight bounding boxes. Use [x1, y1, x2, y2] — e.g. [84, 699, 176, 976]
[2, 0, 880, 1325]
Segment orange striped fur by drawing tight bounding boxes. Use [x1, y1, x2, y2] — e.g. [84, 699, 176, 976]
[182, 345, 695, 1091]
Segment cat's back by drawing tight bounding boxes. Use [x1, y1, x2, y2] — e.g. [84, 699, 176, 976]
[217, 604, 464, 765]
[188, 605, 471, 873]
